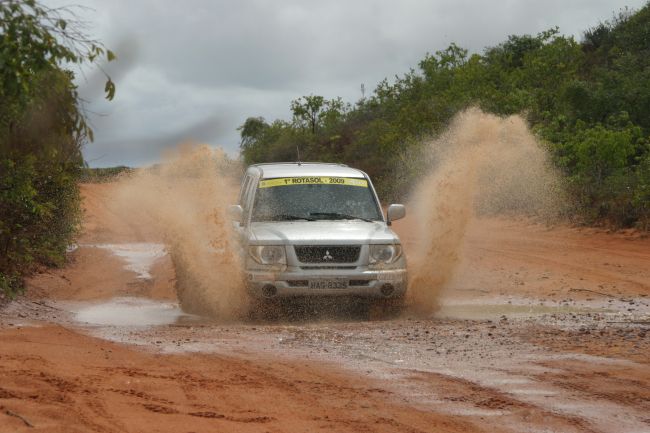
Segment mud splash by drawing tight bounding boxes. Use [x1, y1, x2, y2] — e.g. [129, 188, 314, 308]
[91, 243, 166, 279]
[407, 108, 565, 314]
[107, 145, 248, 320]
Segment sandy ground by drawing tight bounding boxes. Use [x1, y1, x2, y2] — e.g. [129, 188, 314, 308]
[1, 183, 649, 433]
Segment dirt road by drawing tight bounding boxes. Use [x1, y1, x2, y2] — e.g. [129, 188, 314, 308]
[1, 183, 649, 433]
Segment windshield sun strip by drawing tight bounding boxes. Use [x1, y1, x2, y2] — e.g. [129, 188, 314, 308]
[258, 177, 368, 188]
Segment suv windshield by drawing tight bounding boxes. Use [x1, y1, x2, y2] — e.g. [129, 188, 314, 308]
[251, 177, 382, 222]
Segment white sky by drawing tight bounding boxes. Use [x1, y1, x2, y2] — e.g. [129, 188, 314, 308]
[49, 0, 648, 167]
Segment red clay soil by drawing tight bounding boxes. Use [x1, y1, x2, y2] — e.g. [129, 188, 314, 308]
[0, 325, 479, 433]
[394, 216, 650, 300]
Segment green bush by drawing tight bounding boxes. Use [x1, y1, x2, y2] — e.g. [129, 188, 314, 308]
[80, 166, 133, 183]
[0, 1, 113, 297]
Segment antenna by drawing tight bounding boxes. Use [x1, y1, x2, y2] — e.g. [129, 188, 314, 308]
[296, 145, 302, 166]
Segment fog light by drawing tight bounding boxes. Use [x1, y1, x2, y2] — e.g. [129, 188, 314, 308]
[380, 283, 395, 297]
[262, 284, 277, 298]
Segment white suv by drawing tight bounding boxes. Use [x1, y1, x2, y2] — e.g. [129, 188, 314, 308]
[229, 162, 407, 305]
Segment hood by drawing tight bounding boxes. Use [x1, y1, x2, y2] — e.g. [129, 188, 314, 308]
[248, 221, 399, 245]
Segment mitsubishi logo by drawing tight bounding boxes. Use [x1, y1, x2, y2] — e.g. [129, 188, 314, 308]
[323, 250, 334, 261]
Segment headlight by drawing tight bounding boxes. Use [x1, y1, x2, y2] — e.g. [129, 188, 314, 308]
[369, 244, 402, 264]
[249, 245, 286, 265]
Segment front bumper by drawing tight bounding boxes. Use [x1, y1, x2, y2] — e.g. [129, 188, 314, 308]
[245, 268, 407, 298]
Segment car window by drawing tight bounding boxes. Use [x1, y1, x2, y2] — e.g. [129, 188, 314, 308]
[239, 175, 252, 205]
[251, 177, 382, 222]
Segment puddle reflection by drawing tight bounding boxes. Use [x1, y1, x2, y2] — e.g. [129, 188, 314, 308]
[72, 297, 201, 327]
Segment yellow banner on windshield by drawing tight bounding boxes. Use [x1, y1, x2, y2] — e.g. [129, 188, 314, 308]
[259, 177, 368, 188]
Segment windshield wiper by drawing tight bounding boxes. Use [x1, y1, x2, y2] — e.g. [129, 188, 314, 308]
[309, 212, 373, 222]
[270, 214, 315, 221]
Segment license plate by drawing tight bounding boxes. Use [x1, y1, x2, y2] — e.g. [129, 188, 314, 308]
[308, 279, 348, 290]
[378, 272, 402, 281]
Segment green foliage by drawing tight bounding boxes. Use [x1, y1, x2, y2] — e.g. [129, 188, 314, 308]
[570, 123, 639, 182]
[238, 117, 269, 152]
[544, 120, 648, 225]
[239, 2, 650, 229]
[290, 95, 349, 134]
[80, 166, 133, 183]
[0, 0, 114, 296]
[633, 154, 650, 230]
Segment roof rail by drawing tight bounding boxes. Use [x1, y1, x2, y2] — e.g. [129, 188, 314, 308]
[249, 162, 349, 167]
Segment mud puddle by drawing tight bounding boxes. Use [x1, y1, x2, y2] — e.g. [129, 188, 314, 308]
[69, 297, 201, 327]
[265, 311, 650, 433]
[435, 300, 614, 320]
[6, 292, 649, 433]
[73, 303, 647, 433]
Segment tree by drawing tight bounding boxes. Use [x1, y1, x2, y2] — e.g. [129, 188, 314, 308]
[290, 95, 347, 134]
[237, 117, 269, 151]
[0, 0, 114, 296]
[0, 0, 115, 115]
[291, 95, 325, 133]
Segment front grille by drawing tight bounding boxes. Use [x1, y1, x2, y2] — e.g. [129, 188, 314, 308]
[349, 279, 370, 286]
[294, 245, 361, 263]
[300, 266, 357, 270]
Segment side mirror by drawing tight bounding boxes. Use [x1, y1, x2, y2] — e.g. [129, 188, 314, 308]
[227, 204, 243, 222]
[387, 204, 405, 225]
